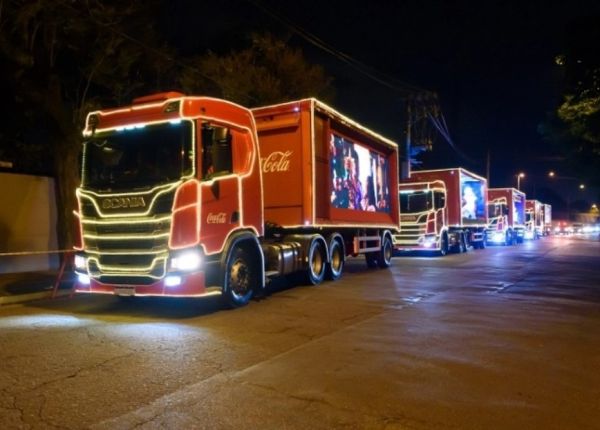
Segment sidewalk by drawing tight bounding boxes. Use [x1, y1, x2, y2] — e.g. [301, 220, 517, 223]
[0, 270, 75, 306]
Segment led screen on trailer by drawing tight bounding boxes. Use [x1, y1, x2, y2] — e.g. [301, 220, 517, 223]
[329, 133, 390, 213]
[460, 172, 486, 224]
[514, 194, 525, 225]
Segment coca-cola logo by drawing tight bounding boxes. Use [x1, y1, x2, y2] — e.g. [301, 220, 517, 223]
[261, 150, 292, 173]
[207, 212, 227, 224]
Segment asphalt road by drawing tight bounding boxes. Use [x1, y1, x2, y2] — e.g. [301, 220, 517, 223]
[0, 236, 599, 429]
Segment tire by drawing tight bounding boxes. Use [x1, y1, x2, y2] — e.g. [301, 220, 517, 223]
[326, 238, 344, 281]
[438, 233, 449, 256]
[506, 231, 513, 246]
[377, 235, 393, 268]
[479, 236, 487, 249]
[459, 233, 467, 253]
[223, 246, 255, 308]
[305, 238, 326, 285]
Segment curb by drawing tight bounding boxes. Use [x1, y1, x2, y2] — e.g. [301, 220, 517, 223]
[0, 288, 72, 306]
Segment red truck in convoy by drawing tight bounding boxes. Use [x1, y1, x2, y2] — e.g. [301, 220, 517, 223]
[486, 188, 526, 245]
[525, 199, 543, 239]
[393, 168, 488, 255]
[73, 93, 399, 306]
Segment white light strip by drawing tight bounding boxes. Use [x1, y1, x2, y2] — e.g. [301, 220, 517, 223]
[252, 98, 398, 148]
[83, 232, 170, 240]
[80, 215, 172, 225]
[77, 183, 178, 219]
[87, 256, 167, 276]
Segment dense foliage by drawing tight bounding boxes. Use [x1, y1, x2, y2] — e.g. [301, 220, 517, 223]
[0, 1, 332, 247]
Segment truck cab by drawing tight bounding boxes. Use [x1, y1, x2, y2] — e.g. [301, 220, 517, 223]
[525, 199, 543, 240]
[74, 93, 264, 303]
[394, 181, 448, 254]
[486, 188, 526, 245]
[487, 197, 513, 245]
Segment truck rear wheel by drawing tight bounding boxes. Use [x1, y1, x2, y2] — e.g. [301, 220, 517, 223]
[306, 237, 326, 285]
[326, 238, 344, 281]
[377, 235, 393, 268]
[223, 247, 255, 308]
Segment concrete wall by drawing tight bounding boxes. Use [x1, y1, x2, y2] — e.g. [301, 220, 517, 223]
[0, 173, 59, 273]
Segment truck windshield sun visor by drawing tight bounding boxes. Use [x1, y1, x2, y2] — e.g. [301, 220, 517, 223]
[81, 121, 193, 192]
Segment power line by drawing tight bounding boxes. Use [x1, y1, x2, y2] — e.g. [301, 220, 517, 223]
[246, 0, 427, 97]
[247, 0, 480, 164]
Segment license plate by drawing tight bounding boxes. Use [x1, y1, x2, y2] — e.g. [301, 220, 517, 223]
[115, 287, 135, 296]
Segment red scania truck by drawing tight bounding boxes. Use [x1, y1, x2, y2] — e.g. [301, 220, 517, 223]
[486, 188, 526, 245]
[73, 93, 399, 306]
[393, 168, 488, 255]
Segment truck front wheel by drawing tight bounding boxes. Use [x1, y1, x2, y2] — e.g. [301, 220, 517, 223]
[223, 247, 255, 308]
[438, 233, 449, 256]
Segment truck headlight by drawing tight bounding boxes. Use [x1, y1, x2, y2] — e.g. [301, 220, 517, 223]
[491, 232, 505, 242]
[77, 274, 91, 285]
[170, 250, 202, 271]
[423, 236, 436, 248]
[74, 255, 86, 270]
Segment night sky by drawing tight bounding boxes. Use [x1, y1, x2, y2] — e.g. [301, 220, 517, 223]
[162, 0, 599, 206]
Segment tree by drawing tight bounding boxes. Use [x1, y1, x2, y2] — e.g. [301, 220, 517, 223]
[179, 33, 335, 107]
[540, 15, 600, 188]
[0, 0, 175, 248]
[0, 4, 334, 250]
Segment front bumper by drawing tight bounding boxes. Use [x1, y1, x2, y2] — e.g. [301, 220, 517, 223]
[486, 230, 507, 244]
[74, 271, 221, 298]
[393, 235, 439, 252]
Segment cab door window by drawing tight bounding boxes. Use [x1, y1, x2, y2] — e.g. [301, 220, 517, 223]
[434, 191, 446, 210]
[201, 123, 232, 179]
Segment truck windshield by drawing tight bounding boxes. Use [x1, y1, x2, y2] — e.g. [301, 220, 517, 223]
[488, 203, 507, 218]
[399, 191, 432, 213]
[81, 121, 193, 192]
[526, 212, 533, 222]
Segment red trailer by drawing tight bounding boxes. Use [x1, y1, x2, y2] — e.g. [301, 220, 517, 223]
[394, 168, 488, 255]
[73, 94, 399, 306]
[487, 188, 526, 245]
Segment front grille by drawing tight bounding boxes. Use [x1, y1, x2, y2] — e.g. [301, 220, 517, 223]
[99, 275, 158, 286]
[393, 224, 427, 246]
[79, 186, 177, 285]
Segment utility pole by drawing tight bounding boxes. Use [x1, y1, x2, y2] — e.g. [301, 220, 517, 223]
[486, 148, 490, 185]
[401, 100, 412, 180]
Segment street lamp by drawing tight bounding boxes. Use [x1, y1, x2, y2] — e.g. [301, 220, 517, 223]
[516, 172, 525, 190]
